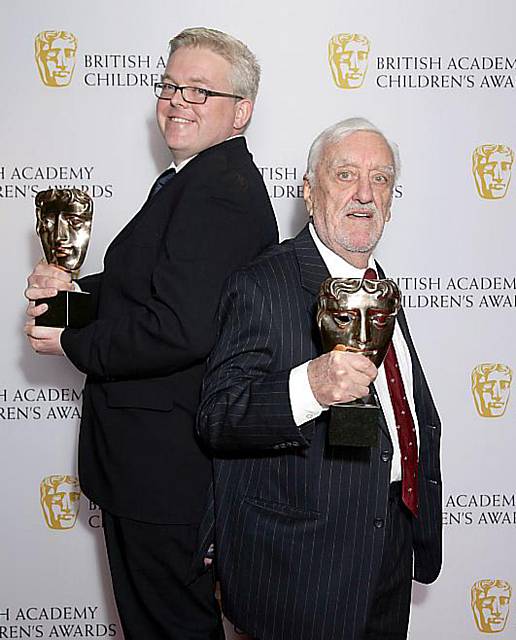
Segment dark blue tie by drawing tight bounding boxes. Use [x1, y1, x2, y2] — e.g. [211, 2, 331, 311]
[147, 167, 176, 200]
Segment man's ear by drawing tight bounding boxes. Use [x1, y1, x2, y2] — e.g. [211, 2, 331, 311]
[233, 99, 253, 130]
[303, 175, 313, 215]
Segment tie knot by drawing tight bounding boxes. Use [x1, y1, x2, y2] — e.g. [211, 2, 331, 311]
[364, 267, 377, 280]
[148, 167, 176, 200]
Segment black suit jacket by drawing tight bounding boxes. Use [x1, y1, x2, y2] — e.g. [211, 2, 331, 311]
[61, 137, 278, 524]
[197, 225, 442, 639]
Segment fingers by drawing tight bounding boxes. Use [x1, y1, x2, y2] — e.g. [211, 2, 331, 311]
[25, 285, 61, 301]
[26, 300, 48, 318]
[24, 324, 64, 355]
[308, 351, 378, 407]
[25, 263, 73, 301]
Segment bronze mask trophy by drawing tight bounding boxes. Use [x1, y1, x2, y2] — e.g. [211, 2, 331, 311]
[317, 276, 401, 447]
[35, 188, 95, 328]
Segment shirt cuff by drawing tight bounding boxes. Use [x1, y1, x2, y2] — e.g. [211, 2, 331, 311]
[289, 361, 327, 427]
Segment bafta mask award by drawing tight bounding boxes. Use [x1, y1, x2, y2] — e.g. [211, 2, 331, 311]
[35, 188, 95, 328]
[317, 276, 401, 447]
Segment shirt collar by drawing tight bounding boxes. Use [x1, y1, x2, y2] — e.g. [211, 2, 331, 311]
[169, 134, 244, 174]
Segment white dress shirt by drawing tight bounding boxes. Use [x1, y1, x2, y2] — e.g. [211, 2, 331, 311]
[288, 223, 419, 481]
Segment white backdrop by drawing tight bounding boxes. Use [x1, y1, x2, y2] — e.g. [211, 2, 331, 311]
[1, 1, 515, 637]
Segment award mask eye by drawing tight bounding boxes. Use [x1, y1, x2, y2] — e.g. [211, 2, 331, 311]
[371, 312, 390, 328]
[333, 312, 354, 327]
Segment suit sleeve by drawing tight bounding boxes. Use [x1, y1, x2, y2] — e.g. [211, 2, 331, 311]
[197, 269, 312, 452]
[75, 271, 102, 309]
[61, 175, 277, 380]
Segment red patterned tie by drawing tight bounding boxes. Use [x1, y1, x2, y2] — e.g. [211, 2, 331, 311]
[365, 268, 419, 516]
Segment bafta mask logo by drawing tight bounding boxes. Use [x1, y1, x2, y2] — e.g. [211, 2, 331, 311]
[35, 31, 78, 87]
[471, 580, 512, 633]
[472, 145, 514, 200]
[40, 475, 81, 530]
[328, 33, 371, 89]
[472, 363, 513, 418]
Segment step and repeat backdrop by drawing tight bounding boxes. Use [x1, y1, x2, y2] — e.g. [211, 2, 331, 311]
[1, 1, 515, 637]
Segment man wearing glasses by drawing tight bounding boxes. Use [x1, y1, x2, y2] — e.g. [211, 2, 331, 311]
[25, 28, 278, 639]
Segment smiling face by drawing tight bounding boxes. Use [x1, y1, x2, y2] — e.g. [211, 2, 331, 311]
[156, 46, 253, 163]
[305, 130, 395, 268]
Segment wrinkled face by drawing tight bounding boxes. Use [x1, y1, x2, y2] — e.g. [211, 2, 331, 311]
[473, 586, 511, 633]
[37, 36, 77, 87]
[37, 209, 92, 272]
[41, 480, 81, 529]
[317, 278, 400, 367]
[156, 46, 252, 164]
[472, 369, 512, 417]
[305, 131, 395, 268]
[474, 149, 513, 199]
[331, 37, 370, 89]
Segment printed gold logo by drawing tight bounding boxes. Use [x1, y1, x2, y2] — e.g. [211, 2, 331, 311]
[472, 363, 513, 418]
[473, 145, 514, 200]
[40, 475, 81, 529]
[35, 31, 78, 87]
[471, 580, 512, 633]
[328, 33, 370, 90]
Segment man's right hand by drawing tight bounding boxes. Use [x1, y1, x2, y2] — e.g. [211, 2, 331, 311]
[25, 261, 74, 320]
[307, 350, 378, 407]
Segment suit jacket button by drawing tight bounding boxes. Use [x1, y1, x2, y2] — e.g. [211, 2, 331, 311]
[381, 450, 391, 462]
[374, 518, 385, 529]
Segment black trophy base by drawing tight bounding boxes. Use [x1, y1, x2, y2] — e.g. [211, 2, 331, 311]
[328, 402, 379, 447]
[35, 290, 94, 329]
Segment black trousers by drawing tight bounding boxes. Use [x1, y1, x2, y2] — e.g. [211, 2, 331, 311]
[102, 510, 224, 640]
[363, 482, 414, 640]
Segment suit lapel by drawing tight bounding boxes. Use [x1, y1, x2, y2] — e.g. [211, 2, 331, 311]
[294, 225, 331, 297]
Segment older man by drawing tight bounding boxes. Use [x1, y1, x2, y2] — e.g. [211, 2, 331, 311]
[197, 118, 442, 640]
[25, 28, 278, 640]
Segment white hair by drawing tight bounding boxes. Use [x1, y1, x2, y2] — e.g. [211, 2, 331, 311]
[306, 117, 401, 183]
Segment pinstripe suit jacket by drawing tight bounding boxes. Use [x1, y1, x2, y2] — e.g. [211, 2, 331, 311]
[197, 225, 442, 640]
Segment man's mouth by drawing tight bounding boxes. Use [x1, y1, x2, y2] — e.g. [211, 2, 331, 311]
[168, 116, 193, 124]
[347, 210, 373, 218]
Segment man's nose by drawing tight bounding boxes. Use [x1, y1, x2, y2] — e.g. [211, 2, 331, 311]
[353, 175, 373, 203]
[170, 88, 187, 108]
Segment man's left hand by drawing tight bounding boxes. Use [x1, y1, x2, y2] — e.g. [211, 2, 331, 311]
[25, 323, 64, 356]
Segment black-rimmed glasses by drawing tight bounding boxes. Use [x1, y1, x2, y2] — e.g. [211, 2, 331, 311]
[154, 82, 243, 104]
